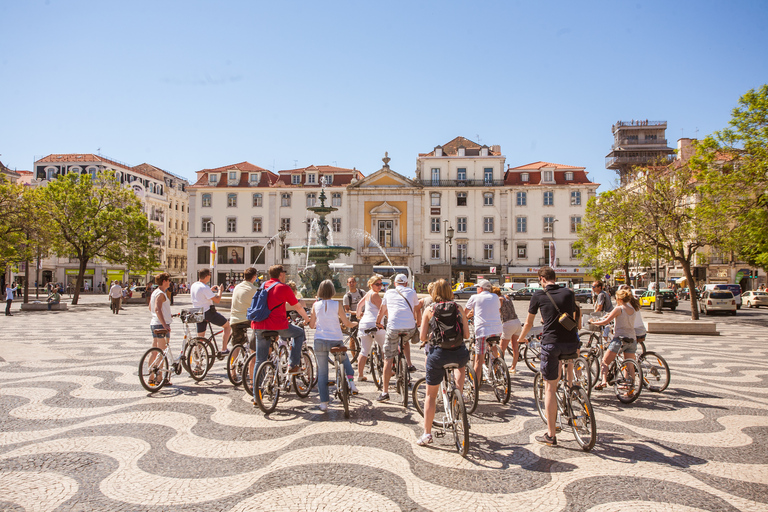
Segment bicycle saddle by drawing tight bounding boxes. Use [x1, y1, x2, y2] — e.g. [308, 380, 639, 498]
[152, 328, 169, 335]
[330, 346, 348, 354]
[262, 331, 279, 339]
[486, 335, 501, 344]
[364, 327, 378, 334]
[444, 363, 460, 369]
[558, 352, 578, 360]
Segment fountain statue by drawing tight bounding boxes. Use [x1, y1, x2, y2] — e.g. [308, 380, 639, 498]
[289, 177, 354, 297]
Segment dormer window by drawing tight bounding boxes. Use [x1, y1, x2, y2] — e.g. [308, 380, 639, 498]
[229, 171, 237, 180]
[209, 173, 218, 183]
[307, 173, 317, 184]
[291, 175, 301, 185]
[543, 170, 554, 183]
[521, 173, 529, 182]
[249, 173, 260, 184]
[324, 174, 333, 184]
[564, 171, 574, 181]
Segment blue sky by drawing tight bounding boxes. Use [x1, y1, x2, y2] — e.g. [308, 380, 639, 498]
[1, 0, 766, 191]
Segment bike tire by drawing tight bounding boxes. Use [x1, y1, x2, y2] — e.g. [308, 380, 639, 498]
[185, 338, 211, 381]
[369, 345, 382, 390]
[491, 357, 511, 404]
[573, 356, 592, 398]
[139, 347, 168, 392]
[464, 366, 479, 415]
[293, 352, 314, 398]
[533, 371, 547, 424]
[242, 352, 257, 399]
[226, 344, 247, 386]
[303, 346, 318, 388]
[199, 337, 216, 370]
[254, 361, 280, 414]
[339, 365, 350, 418]
[639, 351, 670, 393]
[397, 356, 408, 408]
[523, 339, 541, 373]
[570, 386, 597, 452]
[450, 388, 470, 457]
[615, 359, 642, 404]
[346, 332, 360, 365]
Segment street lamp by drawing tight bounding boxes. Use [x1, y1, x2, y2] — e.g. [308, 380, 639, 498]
[278, 228, 288, 265]
[206, 221, 216, 286]
[444, 220, 454, 284]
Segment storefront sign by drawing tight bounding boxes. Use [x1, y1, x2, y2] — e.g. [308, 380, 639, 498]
[65, 269, 95, 276]
[507, 266, 592, 275]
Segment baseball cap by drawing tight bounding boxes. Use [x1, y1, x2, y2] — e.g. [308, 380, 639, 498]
[477, 279, 492, 290]
[394, 274, 408, 284]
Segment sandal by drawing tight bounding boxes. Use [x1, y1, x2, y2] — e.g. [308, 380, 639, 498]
[358, 375, 368, 382]
[594, 383, 607, 390]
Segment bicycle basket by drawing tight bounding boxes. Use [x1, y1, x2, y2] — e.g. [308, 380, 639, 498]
[181, 307, 205, 323]
[587, 312, 603, 332]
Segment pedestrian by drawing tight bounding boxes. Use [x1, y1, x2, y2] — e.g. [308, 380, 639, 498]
[343, 276, 365, 351]
[309, 279, 359, 412]
[5, 282, 18, 316]
[191, 269, 232, 356]
[592, 280, 613, 342]
[229, 267, 260, 351]
[47, 287, 61, 311]
[148, 272, 173, 386]
[109, 280, 123, 314]
[169, 282, 175, 306]
[518, 266, 580, 446]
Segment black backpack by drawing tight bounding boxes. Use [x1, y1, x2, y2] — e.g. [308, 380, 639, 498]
[429, 301, 464, 349]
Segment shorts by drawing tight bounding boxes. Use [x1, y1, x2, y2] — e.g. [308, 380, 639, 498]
[502, 319, 522, 339]
[359, 327, 385, 357]
[196, 306, 227, 333]
[231, 321, 250, 346]
[383, 328, 416, 360]
[607, 336, 637, 355]
[474, 335, 501, 355]
[425, 344, 470, 386]
[539, 341, 581, 381]
[150, 324, 168, 338]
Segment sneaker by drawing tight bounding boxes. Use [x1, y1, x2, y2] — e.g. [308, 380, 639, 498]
[219, 349, 230, 356]
[535, 433, 557, 446]
[348, 380, 359, 395]
[319, 402, 328, 412]
[288, 365, 302, 375]
[376, 392, 390, 402]
[510, 368, 517, 375]
[407, 365, 417, 372]
[416, 432, 433, 446]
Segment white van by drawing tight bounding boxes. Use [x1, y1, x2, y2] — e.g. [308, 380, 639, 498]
[704, 284, 742, 309]
[503, 282, 526, 292]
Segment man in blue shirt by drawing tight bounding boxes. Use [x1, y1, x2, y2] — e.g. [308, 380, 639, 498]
[6, 283, 18, 316]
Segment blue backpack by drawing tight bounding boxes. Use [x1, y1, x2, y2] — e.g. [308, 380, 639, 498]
[246, 281, 281, 322]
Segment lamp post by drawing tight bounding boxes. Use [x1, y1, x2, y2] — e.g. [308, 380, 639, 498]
[206, 221, 216, 287]
[444, 220, 454, 285]
[278, 228, 288, 265]
[654, 244, 663, 314]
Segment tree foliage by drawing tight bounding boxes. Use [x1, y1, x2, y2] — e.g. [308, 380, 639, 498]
[38, 171, 161, 304]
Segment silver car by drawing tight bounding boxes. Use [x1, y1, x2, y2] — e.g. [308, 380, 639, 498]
[742, 290, 768, 308]
[699, 290, 737, 315]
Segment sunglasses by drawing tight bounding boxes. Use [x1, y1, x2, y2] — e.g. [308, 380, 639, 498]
[373, 282, 383, 286]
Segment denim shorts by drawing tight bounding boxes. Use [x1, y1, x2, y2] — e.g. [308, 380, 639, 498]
[425, 344, 470, 386]
[150, 324, 168, 338]
[607, 336, 637, 355]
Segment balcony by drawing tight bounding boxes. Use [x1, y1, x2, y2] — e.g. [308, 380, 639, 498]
[416, 179, 505, 187]
[606, 154, 675, 169]
[611, 138, 668, 150]
[359, 245, 410, 256]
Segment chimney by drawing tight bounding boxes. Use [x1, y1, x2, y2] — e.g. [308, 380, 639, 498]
[677, 138, 694, 162]
[491, 145, 501, 154]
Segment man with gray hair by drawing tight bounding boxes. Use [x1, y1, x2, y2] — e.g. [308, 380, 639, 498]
[464, 279, 503, 384]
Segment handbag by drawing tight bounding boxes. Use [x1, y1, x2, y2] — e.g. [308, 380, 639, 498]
[544, 290, 578, 331]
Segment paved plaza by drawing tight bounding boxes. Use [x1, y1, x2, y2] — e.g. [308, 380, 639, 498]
[1, 295, 768, 511]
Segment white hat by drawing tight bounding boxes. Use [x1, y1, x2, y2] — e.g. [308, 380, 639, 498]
[394, 273, 408, 284]
[477, 279, 492, 290]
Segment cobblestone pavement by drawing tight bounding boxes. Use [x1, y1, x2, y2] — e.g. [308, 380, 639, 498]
[1, 296, 767, 511]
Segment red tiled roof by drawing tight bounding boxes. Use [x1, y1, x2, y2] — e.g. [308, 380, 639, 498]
[35, 153, 131, 170]
[275, 165, 364, 186]
[504, 169, 594, 186]
[190, 162, 279, 188]
[419, 136, 501, 157]
[507, 161, 583, 171]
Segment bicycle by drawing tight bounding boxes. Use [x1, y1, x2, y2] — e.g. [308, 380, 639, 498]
[226, 341, 252, 387]
[388, 330, 414, 407]
[190, 320, 226, 372]
[138, 311, 211, 392]
[595, 339, 643, 404]
[329, 344, 353, 418]
[532, 351, 596, 451]
[412, 363, 470, 457]
[361, 327, 384, 390]
[636, 338, 671, 393]
[468, 335, 510, 405]
[343, 323, 360, 365]
[521, 326, 544, 373]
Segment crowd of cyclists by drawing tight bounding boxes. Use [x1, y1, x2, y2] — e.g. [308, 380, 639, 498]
[142, 263, 661, 455]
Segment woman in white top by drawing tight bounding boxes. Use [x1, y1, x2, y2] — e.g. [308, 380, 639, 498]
[148, 272, 173, 385]
[588, 288, 638, 390]
[355, 274, 385, 382]
[309, 279, 358, 412]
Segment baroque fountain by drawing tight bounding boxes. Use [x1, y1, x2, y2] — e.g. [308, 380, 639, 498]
[289, 177, 355, 297]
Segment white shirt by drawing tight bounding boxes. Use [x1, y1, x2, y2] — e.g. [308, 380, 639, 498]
[465, 291, 503, 338]
[190, 281, 217, 312]
[5, 286, 17, 301]
[109, 284, 123, 299]
[150, 288, 173, 326]
[381, 285, 418, 330]
[313, 299, 344, 340]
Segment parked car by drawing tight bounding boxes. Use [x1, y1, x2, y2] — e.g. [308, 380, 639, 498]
[511, 286, 542, 301]
[699, 290, 737, 315]
[742, 290, 768, 308]
[639, 289, 678, 311]
[452, 282, 474, 292]
[631, 288, 647, 300]
[703, 284, 742, 309]
[574, 289, 594, 304]
[454, 286, 479, 299]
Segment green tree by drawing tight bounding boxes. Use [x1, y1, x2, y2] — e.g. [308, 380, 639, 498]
[39, 171, 161, 304]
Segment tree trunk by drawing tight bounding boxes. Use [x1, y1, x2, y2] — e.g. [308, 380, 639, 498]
[72, 257, 88, 305]
[623, 261, 631, 289]
[23, 257, 29, 303]
[681, 260, 699, 320]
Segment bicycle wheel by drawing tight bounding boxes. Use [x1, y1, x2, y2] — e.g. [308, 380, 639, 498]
[450, 389, 470, 457]
[412, 377, 427, 416]
[569, 386, 596, 452]
[463, 366, 478, 415]
[185, 338, 211, 381]
[345, 332, 360, 365]
[304, 346, 318, 388]
[491, 357, 511, 404]
[338, 363, 350, 418]
[614, 359, 642, 404]
[369, 345, 382, 390]
[226, 344, 247, 386]
[242, 352, 257, 399]
[293, 352, 314, 398]
[254, 361, 280, 414]
[139, 347, 168, 392]
[396, 356, 408, 408]
[573, 356, 592, 397]
[523, 339, 541, 372]
[533, 371, 547, 424]
[200, 337, 216, 370]
[639, 351, 670, 393]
